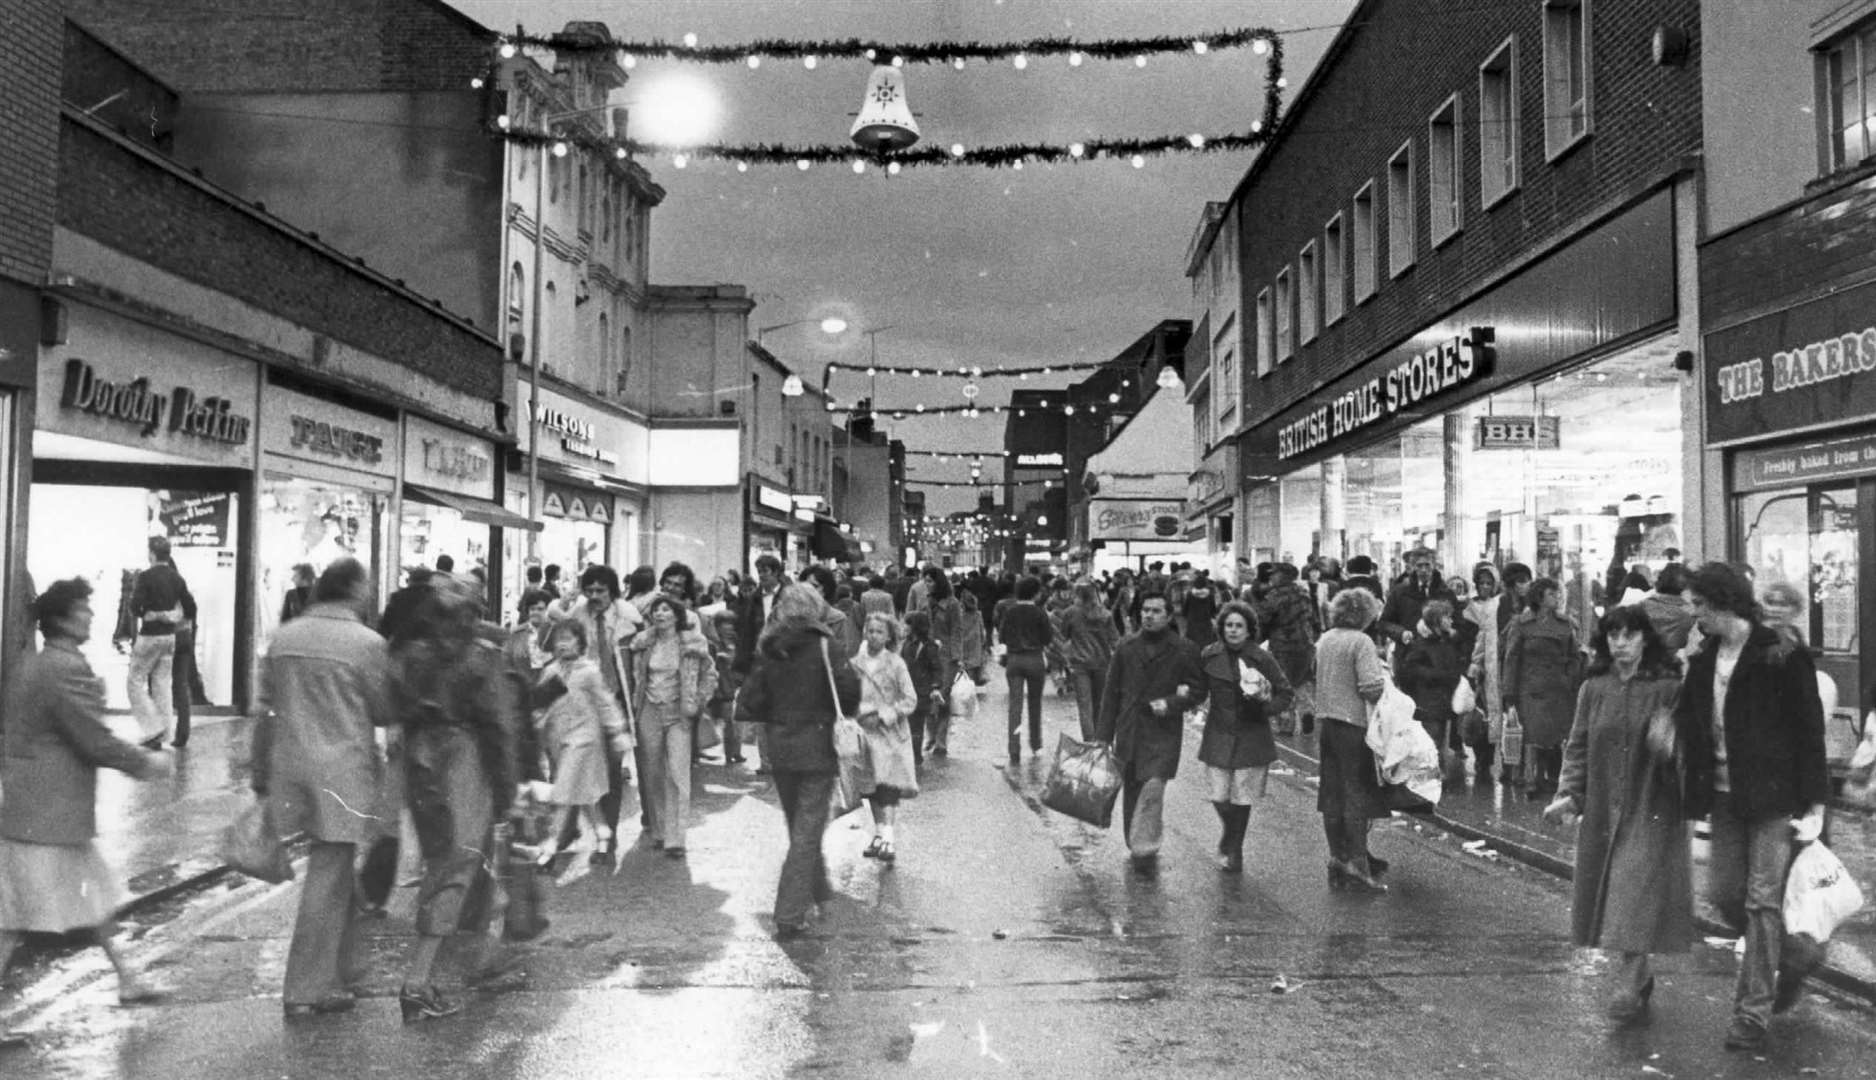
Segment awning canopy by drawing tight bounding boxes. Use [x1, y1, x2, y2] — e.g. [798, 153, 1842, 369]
[404, 484, 542, 532]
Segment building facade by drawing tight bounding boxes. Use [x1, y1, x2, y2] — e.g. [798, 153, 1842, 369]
[1229, 0, 1702, 642]
[1183, 201, 1244, 581]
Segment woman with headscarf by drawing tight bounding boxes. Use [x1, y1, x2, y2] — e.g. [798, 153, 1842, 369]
[0, 579, 171, 1006]
[389, 575, 521, 1022]
[626, 595, 717, 858]
[1502, 578, 1585, 800]
[735, 585, 862, 938]
[1197, 601, 1292, 874]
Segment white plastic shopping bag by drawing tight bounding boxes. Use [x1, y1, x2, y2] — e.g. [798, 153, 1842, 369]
[949, 671, 976, 720]
[1784, 841, 1866, 944]
[1451, 675, 1476, 716]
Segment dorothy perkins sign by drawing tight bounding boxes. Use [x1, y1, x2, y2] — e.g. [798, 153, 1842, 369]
[60, 358, 251, 445]
[1277, 327, 1496, 461]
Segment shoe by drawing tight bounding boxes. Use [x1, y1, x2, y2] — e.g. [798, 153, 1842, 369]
[726, 755, 747, 764]
[282, 992, 354, 1018]
[1776, 933, 1826, 1013]
[862, 835, 885, 859]
[877, 841, 896, 866]
[812, 877, 836, 903]
[1722, 1017, 1766, 1052]
[1326, 860, 1349, 890]
[664, 846, 686, 860]
[170, 739, 188, 749]
[587, 848, 615, 869]
[140, 736, 165, 751]
[1129, 854, 1159, 879]
[1606, 978, 1654, 1024]
[1367, 856, 1389, 878]
[1218, 852, 1244, 874]
[399, 985, 462, 1024]
[934, 747, 948, 758]
[773, 919, 811, 941]
[117, 982, 166, 1006]
[1337, 859, 1387, 893]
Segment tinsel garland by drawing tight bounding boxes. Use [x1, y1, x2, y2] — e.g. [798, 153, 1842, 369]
[825, 360, 1107, 379]
[500, 26, 1281, 65]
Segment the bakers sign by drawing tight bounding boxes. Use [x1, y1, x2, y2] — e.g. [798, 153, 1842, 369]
[1277, 327, 1496, 461]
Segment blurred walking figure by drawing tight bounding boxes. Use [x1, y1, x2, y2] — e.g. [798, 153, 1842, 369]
[0, 578, 172, 1005]
[626, 596, 717, 859]
[1503, 578, 1584, 799]
[1543, 607, 1692, 1025]
[1095, 593, 1205, 878]
[388, 574, 521, 1022]
[252, 558, 393, 1017]
[1197, 602, 1291, 874]
[735, 585, 861, 938]
[902, 610, 950, 762]
[1313, 587, 1390, 893]
[535, 620, 631, 865]
[1256, 563, 1319, 737]
[1059, 581, 1121, 743]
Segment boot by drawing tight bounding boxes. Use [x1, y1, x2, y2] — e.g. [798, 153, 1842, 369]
[1218, 805, 1250, 874]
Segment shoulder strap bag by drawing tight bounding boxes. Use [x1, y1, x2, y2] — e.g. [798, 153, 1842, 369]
[821, 637, 863, 759]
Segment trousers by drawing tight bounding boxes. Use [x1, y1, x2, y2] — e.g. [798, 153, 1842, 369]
[284, 841, 360, 1005]
[771, 770, 835, 927]
[637, 702, 693, 849]
[1708, 792, 1794, 1030]
[1005, 651, 1046, 759]
[1119, 769, 1167, 858]
[1071, 665, 1107, 743]
[127, 633, 176, 744]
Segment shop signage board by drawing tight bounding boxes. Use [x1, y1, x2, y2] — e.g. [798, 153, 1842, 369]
[1017, 452, 1064, 467]
[1276, 327, 1497, 461]
[261, 386, 398, 478]
[40, 306, 258, 465]
[756, 483, 792, 514]
[1090, 499, 1187, 541]
[1474, 415, 1561, 450]
[403, 415, 496, 500]
[159, 492, 232, 547]
[1733, 431, 1876, 493]
[528, 386, 645, 483]
[1705, 276, 1876, 445]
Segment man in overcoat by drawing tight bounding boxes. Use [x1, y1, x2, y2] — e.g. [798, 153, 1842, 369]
[253, 558, 395, 1016]
[1094, 592, 1204, 877]
[1674, 562, 1828, 1052]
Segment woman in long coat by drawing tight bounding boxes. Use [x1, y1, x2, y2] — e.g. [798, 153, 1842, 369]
[1313, 587, 1390, 892]
[1544, 606, 1692, 1023]
[1501, 577, 1583, 798]
[0, 579, 168, 1004]
[735, 584, 862, 938]
[537, 619, 630, 862]
[1197, 601, 1292, 873]
[1463, 563, 1505, 783]
[1256, 563, 1319, 736]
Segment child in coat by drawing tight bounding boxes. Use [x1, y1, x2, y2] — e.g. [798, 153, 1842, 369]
[901, 611, 950, 763]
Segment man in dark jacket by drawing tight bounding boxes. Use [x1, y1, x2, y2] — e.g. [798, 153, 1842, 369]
[997, 576, 1054, 765]
[126, 536, 194, 749]
[1674, 563, 1829, 1052]
[1340, 555, 1384, 601]
[1376, 548, 1456, 647]
[1094, 593, 1204, 877]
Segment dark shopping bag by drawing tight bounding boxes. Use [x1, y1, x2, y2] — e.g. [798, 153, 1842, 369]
[1379, 781, 1436, 815]
[220, 799, 294, 884]
[1041, 733, 1123, 828]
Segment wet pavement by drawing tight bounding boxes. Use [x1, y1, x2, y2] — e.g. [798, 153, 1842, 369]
[2, 673, 1875, 1078]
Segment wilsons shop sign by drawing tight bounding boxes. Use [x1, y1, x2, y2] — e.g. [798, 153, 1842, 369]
[60, 358, 250, 445]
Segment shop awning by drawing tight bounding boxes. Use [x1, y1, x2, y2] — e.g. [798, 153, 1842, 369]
[404, 485, 542, 532]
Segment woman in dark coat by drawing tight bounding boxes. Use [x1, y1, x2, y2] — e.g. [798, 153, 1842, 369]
[1501, 578, 1583, 799]
[1543, 606, 1691, 1023]
[1396, 599, 1468, 781]
[1197, 602, 1292, 873]
[735, 584, 861, 939]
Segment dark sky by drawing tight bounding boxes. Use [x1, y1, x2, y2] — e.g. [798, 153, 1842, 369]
[449, 1, 1355, 512]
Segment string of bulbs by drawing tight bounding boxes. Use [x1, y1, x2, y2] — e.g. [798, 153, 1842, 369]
[496, 26, 1283, 67]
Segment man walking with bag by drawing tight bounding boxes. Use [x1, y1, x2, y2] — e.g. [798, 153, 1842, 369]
[1094, 593, 1204, 878]
[1673, 563, 1829, 1051]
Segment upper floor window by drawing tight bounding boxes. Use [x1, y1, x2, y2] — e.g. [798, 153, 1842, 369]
[597, 313, 610, 389]
[1480, 37, 1521, 205]
[1352, 182, 1378, 302]
[1298, 242, 1320, 344]
[601, 191, 612, 243]
[1428, 95, 1462, 245]
[1255, 287, 1275, 376]
[1323, 214, 1346, 325]
[506, 262, 525, 339]
[1274, 267, 1295, 361]
[1215, 341, 1239, 430]
[1821, 21, 1876, 171]
[1387, 141, 1416, 278]
[1543, 0, 1593, 158]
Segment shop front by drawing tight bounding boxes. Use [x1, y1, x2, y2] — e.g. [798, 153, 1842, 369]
[1186, 440, 1237, 581]
[504, 384, 646, 615]
[1241, 188, 1685, 636]
[0, 281, 36, 668]
[745, 478, 798, 573]
[399, 414, 533, 609]
[32, 303, 258, 710]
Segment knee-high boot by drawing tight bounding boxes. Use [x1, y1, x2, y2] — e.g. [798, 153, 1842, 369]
[1220, 805, 1251, 874]
[1212, 802, 1234, 855]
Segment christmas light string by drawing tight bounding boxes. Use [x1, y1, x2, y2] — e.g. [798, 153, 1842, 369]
[498, 26, 1281, 66]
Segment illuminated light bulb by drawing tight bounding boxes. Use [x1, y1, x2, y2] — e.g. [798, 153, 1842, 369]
[615, 147, 627, 160]
[891, 55, 905, 68]
[1069, 143, 1085, 158]
[1253, 38, 1270, 56]
[1069, 51, 1085, 66]
[1250, 120, 1264, 133]
[736, 162, 748, 172]
[1277, 76, 1289, 89]
[1135, 55, 1147, 68]
[803, 55, 818, 69]
[1013, 159, 1024, 170]
[887, 161, 902, 176]
[852, 160, 866, 174]
[866, 367, 876, 377]
[1108, 393, 1120, 403]
[953, 57, 966, 70]
[1013, 54, 1028, 70]
[683, 32, 699, 48]
[747, 55, 761, 69]
[911, 369, 920, 378]
[552, 141, 569, 158]
[916, 403, 925, 412]
[622, 55, 637, 69]
[1018, 372, 1028, 380]
[499, 42, 517, 59]
[1188, 133, 1205, 148]
[797, 159, 811, 170]
[950, 143, 966, 158]
[1064, 404, 1076, 415]
[1193, 41, 1208, 54]
[470, 76, 484, 89]
[1042, 367, 1052, 375]
[672, 153, 688, 168]
[865, 48, 877, 60]
[496, 113, 511, 129]
[1130, 154, 1145, 168]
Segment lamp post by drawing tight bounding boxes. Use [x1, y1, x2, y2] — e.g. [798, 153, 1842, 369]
[757, 316, 848, 346]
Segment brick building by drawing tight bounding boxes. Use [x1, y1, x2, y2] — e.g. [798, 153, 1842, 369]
[1227, 0, 1703, 631]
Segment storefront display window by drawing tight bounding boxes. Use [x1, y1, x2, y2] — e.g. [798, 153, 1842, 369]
[1737, 484, 1859, 707]
[399, 499, 489, 580]
[259, 477, 384, 640]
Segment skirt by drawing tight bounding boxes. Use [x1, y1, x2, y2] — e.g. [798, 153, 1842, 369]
[1315, 718, 1387, 820]
[0, 837, 124, 932]
[546, 738, 611, 806]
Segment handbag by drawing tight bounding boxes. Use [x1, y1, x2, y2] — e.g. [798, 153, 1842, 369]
[821, 638, 864, 760]
[1040, 733, 1123, 828]
[1451, 675, 1476, 715]
[220, 799, 293, 884]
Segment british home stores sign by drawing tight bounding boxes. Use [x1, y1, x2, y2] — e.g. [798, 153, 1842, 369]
[40, 306, 258, 465]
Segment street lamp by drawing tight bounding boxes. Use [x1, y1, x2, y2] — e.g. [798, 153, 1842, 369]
[757, 316, 848, 345]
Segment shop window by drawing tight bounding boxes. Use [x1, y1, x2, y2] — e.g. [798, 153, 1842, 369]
[1819, 20, 1876, 171]
[597, 313, 610, 393]
[1323, 214, 1346, 325]
[1274, 267, 1294, 361]
[1298, 241, 1320, 344]
[1215, 344, 1238, 430]
[1194, 388, 1214, 454]
[1428, 95, 1462, 246]
[1738, 485, 1860, 670]
[1255, 287, 1275, 376]
[1387, 141, 1415, 278]
[1352, 182, 1378, 302]
[1543, 0, 1592, 159]
[1480, 37, 1520, 206]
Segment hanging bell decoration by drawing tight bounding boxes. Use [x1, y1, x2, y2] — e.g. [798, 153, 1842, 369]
[850, 64, 921, 154]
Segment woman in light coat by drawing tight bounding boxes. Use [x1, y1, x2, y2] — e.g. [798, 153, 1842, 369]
[1502, 578, 1584, 799]
[536, 619, 630, 865]
[627, 596, 718, 858]
[852, 611, 919, 865]
[0, 579, 169, 1005]
[1543, 606, 1692, 1023]
[1463, 563, 1504, 783]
